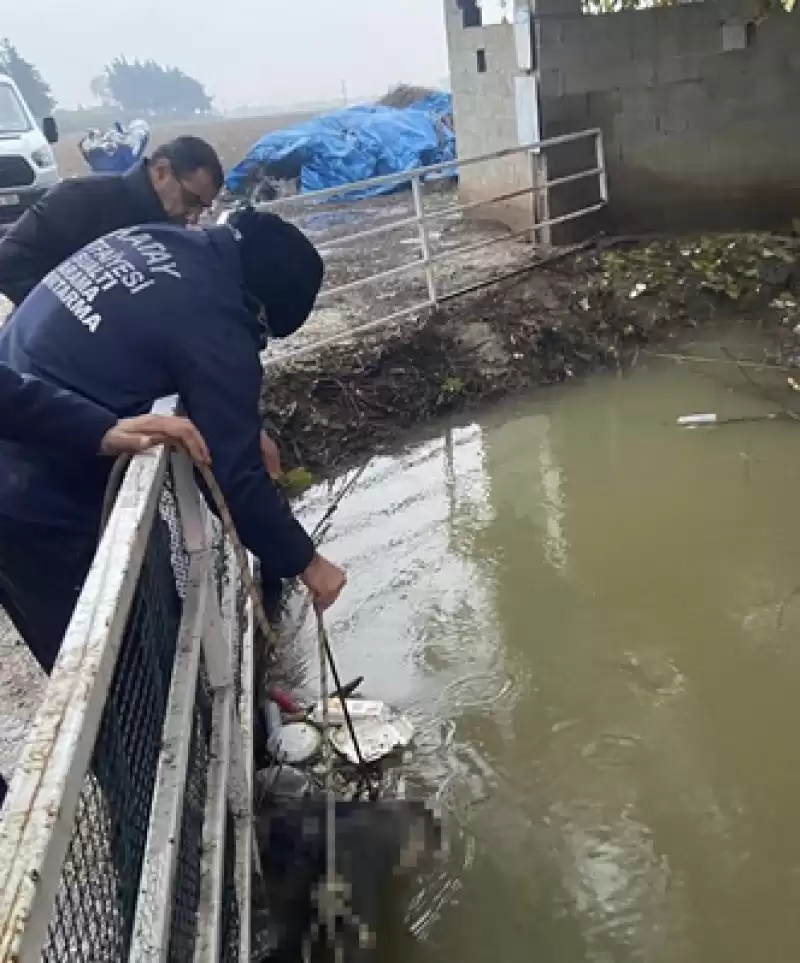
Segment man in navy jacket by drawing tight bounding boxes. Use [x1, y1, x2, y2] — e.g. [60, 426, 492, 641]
[0, 207, 345, 679]
[0, 363, 210, 461]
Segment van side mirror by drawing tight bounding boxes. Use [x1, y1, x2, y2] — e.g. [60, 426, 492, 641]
[42, 117, 58, 145]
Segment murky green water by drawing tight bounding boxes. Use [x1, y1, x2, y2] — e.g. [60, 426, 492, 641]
[290, 337, 800, 963]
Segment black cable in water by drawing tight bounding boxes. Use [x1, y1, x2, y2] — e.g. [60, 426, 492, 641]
[316, 609, 377, 799]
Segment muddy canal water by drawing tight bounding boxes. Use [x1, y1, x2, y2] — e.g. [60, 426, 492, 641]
[288, 338, 800, 963]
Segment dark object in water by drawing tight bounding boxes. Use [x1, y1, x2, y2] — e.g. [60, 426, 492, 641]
[254, 799, 443, 962]
[255, 764, 321, 804]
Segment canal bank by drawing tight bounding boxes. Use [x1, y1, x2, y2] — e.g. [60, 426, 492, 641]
[280, 338, 800, 963]
[265, 232, 800, 482]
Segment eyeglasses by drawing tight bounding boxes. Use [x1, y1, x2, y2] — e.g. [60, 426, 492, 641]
[178, 180, 210, 213]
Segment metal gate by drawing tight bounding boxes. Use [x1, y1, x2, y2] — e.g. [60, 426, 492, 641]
[0, 398, 256, 963]
[230, 127, 608, 364]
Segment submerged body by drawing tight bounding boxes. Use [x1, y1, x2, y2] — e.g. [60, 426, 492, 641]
[255, 798, 442, 962]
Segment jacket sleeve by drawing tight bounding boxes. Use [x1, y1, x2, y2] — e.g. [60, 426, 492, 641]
[0, 180, 93, 306]
[0, 363, 117, 455]
[172, 317, 315, 581]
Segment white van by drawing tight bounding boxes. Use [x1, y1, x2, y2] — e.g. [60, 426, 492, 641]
[0, 73, 60, 232]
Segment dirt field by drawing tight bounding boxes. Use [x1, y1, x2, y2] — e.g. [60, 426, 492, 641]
[53, 112, 318, 179]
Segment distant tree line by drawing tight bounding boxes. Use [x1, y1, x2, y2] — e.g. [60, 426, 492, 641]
[0, 39, 212, 121]
[97, 58, 212, 115]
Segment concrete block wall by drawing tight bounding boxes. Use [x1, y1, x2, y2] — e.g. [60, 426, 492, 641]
[445, 0, 800, 236]
[444, 0, 534, 232]
[539, 4, 800, 232]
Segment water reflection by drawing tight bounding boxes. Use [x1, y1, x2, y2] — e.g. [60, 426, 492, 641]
[288, 354, 800, 963]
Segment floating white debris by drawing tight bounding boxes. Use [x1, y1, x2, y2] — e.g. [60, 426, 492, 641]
[629, 282, 647, 299]
[677, 413, 718, 426]
[311, 698, 389, 727]
[268, 722, 322, 765]
[330, 715, 415, 765]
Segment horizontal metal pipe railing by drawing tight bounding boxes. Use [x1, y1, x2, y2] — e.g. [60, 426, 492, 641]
[226, 128, 608, 363]
[316, 257, 424, 301]
[317, 163, 604, 256]
[251, 127, 602, 214]
[313, 202, 607, 317]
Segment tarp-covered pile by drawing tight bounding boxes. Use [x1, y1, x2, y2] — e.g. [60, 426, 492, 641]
[225, 91, 455, 201]
[79, 119, 150, 174]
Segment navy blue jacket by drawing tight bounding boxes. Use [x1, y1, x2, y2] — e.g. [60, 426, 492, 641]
[0, 363, 116, 455]
[0, 223, 314, 580]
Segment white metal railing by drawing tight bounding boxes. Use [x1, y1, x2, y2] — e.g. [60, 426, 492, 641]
[0, 398, 255, 963]
[230, 127, 608, 363]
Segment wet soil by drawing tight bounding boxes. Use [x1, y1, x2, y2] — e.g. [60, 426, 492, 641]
[263, 230, 800, 480]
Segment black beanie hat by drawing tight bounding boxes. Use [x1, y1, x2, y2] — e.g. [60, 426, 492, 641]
[228, 207, 324, 339]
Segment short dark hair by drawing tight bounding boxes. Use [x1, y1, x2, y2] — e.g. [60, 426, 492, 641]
[150, 136, 224, 190]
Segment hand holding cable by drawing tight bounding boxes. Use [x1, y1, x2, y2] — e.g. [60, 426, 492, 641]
[197, 463, 346, 646]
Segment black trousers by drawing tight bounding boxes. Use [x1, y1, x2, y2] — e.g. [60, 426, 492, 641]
[0, 516, 97, 809]
[0, 516, 97, 673]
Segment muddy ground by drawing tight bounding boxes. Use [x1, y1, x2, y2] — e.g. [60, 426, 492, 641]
[261, 214, 800, 479]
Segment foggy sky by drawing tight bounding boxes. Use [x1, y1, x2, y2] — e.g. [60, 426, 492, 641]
[4, 0, 450, 109]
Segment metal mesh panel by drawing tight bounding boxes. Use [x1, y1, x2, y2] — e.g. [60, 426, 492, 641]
[161, 471, 191, 600]
[167, 679, 212, 963]
[221, 809, 242, 963]
[28, 461, 247, 963]
[42, 516, 182, 963]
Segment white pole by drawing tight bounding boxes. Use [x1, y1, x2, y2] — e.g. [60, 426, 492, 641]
[411, 174, 437, 306]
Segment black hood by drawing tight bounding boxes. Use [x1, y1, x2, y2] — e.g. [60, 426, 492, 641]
[228, 207, 324, 340]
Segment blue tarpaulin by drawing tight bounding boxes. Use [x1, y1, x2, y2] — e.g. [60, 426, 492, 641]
[225, 92, 455, 200]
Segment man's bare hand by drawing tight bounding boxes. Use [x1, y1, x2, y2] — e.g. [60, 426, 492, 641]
[260, 430, 282, 480]
[100, 414, 211, 464]
[300, 553, 347, 611]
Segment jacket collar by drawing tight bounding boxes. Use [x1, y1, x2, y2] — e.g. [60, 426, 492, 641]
[205, 226, 265, 345]
[206, 224, 244, 279]
[122, 160, 168, 223]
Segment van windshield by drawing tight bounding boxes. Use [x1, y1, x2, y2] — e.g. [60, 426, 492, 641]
[0, 84, 32, 134]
